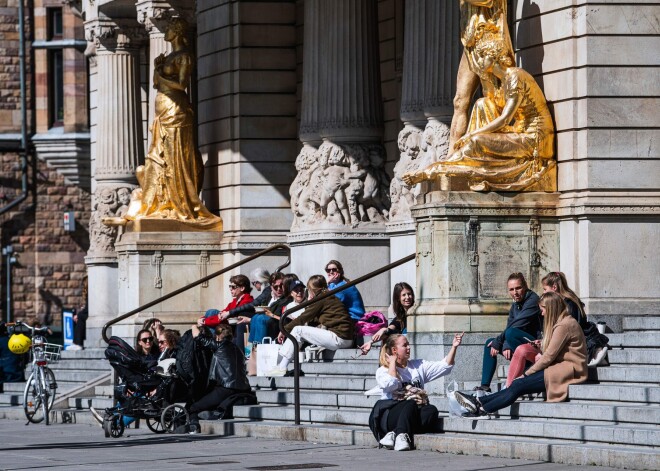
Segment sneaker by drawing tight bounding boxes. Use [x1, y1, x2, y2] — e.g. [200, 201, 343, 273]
[188, 424, 200, 435]
[284, 369, 304, 377]
[472, 385, 491, 393]
[379, 431, 396, 449]
[267, 367, 287, 377]
[588, 347, 608, 367]
[68, 344, 83, 351]
[89, 407, 104, 427]
[394, 433, 411, 451]
[454, 391, 479, 414]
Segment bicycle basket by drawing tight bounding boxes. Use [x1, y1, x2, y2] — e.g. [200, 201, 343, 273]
[44, 343, 62, 363]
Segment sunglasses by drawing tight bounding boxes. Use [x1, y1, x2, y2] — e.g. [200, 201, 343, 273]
[139, 337, 153, 343]
[158, 340, 166, 345]
[325, 268, 339, 273]
[272, 283, 284, 290]
[228, 284, 238, 289]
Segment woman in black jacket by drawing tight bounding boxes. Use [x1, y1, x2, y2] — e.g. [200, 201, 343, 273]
[187, 324, 252, 433]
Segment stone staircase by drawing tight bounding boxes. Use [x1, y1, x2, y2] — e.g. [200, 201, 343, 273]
[1, 317, 658, 468]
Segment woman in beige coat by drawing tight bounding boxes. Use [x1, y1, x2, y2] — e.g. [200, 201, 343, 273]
[455, 292, 587, 414]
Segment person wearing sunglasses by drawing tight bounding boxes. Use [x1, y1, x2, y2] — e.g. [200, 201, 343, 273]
[325, 260, 365, 322]
[198, 275, 254, 328]
[134, 328, 159, 361]
[158, 329, 181, 361]
[244, 272, 295, 345]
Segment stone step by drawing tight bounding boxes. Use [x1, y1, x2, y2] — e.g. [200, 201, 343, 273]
[68, 396, 115, 410]
[233, 404, 372, 426]
[608, 349, 660, 365]
[250, 375, 376, 392]
[623, 316, 660, 332]
[591, 365, 660, 383]
[60, 349, 106, 360]
[201, 421, 660, 470]
[321, 348, 379, 361]
[45, 370, 107, 383]
[298, 361, 377, 376]
[94, 385, 114, 397]
[569, 383, 660, 404]
[440, 417, 660, 448]
[607, 332, 658, 348]
[47, 359, 109, 371]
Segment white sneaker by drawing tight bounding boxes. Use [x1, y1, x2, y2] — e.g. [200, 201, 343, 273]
[588, 347, 608, 367]
[379, 431, 396, 449]
[267, 367, 287, 377]
[394, 433, 411, 451]
[89, 407, 104, 427]
[68, 344, 83, 351]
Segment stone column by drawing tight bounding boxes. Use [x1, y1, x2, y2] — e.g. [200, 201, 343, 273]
[289, 0, 391, 309]
[84, 18, 146, 346]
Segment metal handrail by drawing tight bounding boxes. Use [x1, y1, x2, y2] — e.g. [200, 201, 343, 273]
[101, 243, 291, 343]
[278, 253, 416, 425]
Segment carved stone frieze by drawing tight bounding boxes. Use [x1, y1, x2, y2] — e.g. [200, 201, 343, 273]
[290, 141, 391, 230]
[287, 230, 388, 243]
[85, 18, 147, 51]
[88, 186, 134, 258]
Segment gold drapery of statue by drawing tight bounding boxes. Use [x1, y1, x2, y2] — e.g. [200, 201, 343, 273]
[104, 18, 222, 232]
[404, 1, 556, 192]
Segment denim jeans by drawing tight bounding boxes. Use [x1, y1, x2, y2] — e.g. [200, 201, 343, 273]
[247, 314, 277, 343]
[481, 327, 535, 386]
[479, 370, 545, 413]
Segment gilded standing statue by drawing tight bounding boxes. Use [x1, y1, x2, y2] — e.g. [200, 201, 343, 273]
[104, 18, 222, 231]
[403, 0, 556, 192]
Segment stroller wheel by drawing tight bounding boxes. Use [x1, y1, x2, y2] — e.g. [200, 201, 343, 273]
[103, 415, 125, 438]
[161, 404, 189, 433]
[146, 417, 167, 434]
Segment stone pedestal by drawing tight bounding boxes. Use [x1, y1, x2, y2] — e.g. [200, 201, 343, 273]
[385, 220, 417, 294]
[288, 229, 390, 310]
[410, 191, 559, 334]
[110, 231, 225, 342]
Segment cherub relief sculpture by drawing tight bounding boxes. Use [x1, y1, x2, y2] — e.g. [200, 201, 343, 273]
[402, 1, 555, 192]
[290, 142, 391, 229]
[89, 187, 119, 255]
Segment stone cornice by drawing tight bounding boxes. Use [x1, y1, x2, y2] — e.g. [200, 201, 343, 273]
[85, 18, 147, 50]
[287, 228, 388, 244]
[136, 0, 195, 32]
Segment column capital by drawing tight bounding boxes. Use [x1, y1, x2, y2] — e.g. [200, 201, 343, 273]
[136, 0, 195, 33]
[84, 18, 147, 51]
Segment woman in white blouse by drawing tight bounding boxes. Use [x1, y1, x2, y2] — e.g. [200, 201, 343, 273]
[369, 332, 463, 451]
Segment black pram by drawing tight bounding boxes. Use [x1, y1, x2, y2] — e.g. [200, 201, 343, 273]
[100, 336, 189, 438]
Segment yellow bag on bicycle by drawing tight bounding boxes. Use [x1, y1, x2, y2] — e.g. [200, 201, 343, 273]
[9, 333, 31, 354]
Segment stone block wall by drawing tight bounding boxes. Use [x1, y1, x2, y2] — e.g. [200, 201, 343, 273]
[515, 1, 660, 320]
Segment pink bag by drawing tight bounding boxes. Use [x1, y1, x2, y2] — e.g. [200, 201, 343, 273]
[355, 310, 388, 337]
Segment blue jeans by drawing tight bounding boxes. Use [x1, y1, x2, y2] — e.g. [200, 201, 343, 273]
[479, 370, 545, 413]
[247, 314, 278, 343]
[481, 327, 535, 386]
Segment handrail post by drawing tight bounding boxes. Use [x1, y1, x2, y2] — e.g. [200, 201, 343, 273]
[279, 253, 416, 426]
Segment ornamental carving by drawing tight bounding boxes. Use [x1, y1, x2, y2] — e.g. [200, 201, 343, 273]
[85, 19, 147, 50]
[88, 186, 133, 257]
[290, 142, 391, 229]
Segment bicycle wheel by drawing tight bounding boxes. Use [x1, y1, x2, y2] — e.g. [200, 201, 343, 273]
[23, 373, 45, 423]
[38, 368, 50, 425]
[43, 367, 57, 410]
[160, 404, 189, 433]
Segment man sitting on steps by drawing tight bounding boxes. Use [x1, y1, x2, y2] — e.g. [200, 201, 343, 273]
[476, 272, 541, 392]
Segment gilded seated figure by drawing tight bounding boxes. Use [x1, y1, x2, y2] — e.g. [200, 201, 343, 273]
[105, 18, 222, 231]
[403, 31, 556, 192]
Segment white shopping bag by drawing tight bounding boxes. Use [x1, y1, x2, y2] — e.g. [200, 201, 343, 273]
[256, 337, 281, 376]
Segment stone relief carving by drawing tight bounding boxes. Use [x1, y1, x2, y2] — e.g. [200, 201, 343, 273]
[88, 186, 134, 257]
[290, 142, 390, 229]
[389, 121, 450, 221]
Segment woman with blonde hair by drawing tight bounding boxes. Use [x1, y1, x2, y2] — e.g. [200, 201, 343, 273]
[270, 275, 354, 376]
[456, 292, 588, 415]
[368, 332, 463, 451]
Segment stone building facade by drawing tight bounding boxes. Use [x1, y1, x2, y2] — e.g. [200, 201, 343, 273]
[78, 0, 658, 343]
[0, 0, 90, 326]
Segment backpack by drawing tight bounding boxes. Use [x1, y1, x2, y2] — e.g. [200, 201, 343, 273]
[105, 336, 150, 373]
[355, 310, 388, 337]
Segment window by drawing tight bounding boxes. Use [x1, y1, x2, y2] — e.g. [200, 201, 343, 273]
[47, 8, 64, 127]
[48, 8, 63, 40]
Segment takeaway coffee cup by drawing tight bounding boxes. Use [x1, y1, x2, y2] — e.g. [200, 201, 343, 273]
[597, 322, 607, 334]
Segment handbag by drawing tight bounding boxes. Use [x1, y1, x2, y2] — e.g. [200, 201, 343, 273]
[256, 337, 281, 376]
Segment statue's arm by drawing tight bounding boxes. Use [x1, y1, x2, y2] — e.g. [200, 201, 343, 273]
[473, 94, 521, 135]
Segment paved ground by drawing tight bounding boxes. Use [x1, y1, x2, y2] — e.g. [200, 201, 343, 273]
[0, 420, 623, 471]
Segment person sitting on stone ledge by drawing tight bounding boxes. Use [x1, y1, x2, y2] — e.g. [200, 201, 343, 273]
[240, 272, 294, 346]
[269, 275, 355, 377]
[158, 329, 180, 361]
[360, 282, 415, 355]
[455, 292, 587, 416]
[135, 328, 159, 362]
[325, 259, 366, 322]
[198, 274, 254, 328]
[187, 324, 252, 434]
[369, 332, 463, 451]
[475, 272, 541, 392]
[143, 318, 165, 343]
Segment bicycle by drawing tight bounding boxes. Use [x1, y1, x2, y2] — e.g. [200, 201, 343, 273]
[7, 321, 60, 425]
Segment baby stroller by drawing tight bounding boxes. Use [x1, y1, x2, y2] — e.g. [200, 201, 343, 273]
[100, 336, 189, 438]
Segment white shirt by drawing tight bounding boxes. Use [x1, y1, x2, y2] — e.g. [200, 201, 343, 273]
[375, 359, 453, 400]
[284, 300, 304, 320]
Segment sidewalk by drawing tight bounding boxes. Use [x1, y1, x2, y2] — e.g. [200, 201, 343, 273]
[0, 419, 624, 470]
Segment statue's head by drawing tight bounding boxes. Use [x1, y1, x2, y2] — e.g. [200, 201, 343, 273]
[166, 17, 189, 42]
[474, 32, 514, 69]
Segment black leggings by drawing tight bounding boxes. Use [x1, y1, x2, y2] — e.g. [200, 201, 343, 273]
[386, 400, 438, 439]
[188, 385, 243, 424]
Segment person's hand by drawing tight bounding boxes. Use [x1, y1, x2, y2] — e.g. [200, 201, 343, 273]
[154, 320, 163, 334]
[191, 325, 200, 338]
[236, 316, 250, 325]
[73, 315, 78, 323]
[277, 332, 285, 344]
[452, 332, 464, 347]
[487, 341, 498, 357]
[503, 349, 512, 360]
[359, 341, 373, 355]
[196, 317, 205, 327]
[385, 352, 397, 369]
[263, 307, 273, 318]
[219, 311, 230, 321]
[530, 339, 541, 349]
[371, 327, 387, 343]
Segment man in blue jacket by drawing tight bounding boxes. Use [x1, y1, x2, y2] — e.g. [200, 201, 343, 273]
[475, 272, 541, 392]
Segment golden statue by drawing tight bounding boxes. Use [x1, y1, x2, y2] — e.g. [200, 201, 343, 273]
[104, 18, 222, 231]
[403, 1, 556, 192]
